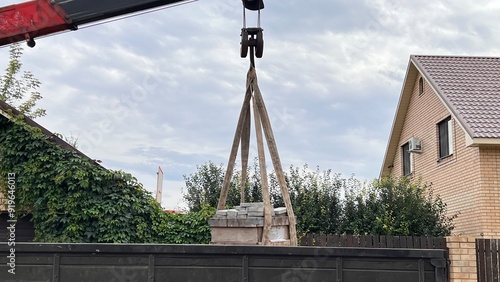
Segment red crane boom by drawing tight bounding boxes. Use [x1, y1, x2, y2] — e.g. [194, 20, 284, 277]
[0, 0, 188, 47]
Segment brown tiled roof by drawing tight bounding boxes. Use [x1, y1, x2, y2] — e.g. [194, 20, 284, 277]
[380, 55, 500, 178]
[412, 55, 500, 138]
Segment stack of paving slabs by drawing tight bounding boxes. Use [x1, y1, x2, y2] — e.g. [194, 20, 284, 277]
[209, 202, 290, 245]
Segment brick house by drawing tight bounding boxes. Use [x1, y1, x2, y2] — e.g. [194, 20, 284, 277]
[380, 55, 500, 237]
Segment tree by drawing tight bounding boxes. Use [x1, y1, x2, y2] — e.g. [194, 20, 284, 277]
[0, 43, 45, 119]
[341, 177, 457, 236]
[280, 165, 347, 235]
[183, 161, 224, 211]
[183, 162, 352, 235]
[182, 162, 457, 237]
[182, 161, 261, 212]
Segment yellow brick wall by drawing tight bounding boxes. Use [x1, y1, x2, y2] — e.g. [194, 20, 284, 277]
[446, 236, 477, 282]
[389, 74, 483, 236]
[478, 147, 500, 236]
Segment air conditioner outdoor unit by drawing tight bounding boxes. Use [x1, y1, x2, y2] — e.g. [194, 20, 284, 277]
[409, 137, 422, 152]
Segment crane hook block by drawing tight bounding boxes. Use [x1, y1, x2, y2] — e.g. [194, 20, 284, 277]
[243, 0, 264, 11]
[240, 27, 264, 59]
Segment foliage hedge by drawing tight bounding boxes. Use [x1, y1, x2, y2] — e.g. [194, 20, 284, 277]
[183, 162, 457, 237]
[0, 115, 214, 243]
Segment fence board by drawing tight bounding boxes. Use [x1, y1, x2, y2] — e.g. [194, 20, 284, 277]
[478, 239, 486, 282]
[387, 236, 394, 248]
[439, 238, 447, 248]
[487, 241, 493, 282]
[304, 233, 313, 246]
[406, 236, 413, 248]
[413, 237, 421, 249]
[420, 237, 427, 249]
[427, 237, 434, 249]
[300, 234, 446, 249]
[395, 236, 401, 248]
[380, 235, 387, 248]
[476, 239, 500, 282]
[362, 235, 367, 247]
[300, 235, 307, 246]
[319, 233, 327, 247]
[340, 236, 357, 247]
[327, 234, 339, 247]
[492, 240, 498, 282]
[373, 235, 380, 248]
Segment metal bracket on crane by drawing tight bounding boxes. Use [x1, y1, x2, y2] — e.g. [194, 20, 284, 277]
[240, 0, 264, 65]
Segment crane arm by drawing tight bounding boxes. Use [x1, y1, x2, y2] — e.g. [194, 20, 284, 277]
[0, 0, 187, 47]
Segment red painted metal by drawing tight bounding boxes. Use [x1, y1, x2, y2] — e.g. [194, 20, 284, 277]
[0, 0, 71, 47]
[164, 209, 185, 214]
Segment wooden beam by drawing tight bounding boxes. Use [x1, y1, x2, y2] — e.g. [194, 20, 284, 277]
[217, 69, 255, 210]
[252, 94, 272, 245]
[240, 84, 252, 204]
[251, 73, 298, 246]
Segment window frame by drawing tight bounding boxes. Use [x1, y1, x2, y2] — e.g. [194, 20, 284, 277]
[418, 77, 424, 95]
[402, 142, 413, 176]
[438, 116, 453, 159]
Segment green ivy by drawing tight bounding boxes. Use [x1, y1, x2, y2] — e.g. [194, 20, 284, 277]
[155, 206, 215, 244]
[0, 116, 214, 243]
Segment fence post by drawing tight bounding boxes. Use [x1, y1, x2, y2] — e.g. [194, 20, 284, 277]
[446, 236, 477, 282]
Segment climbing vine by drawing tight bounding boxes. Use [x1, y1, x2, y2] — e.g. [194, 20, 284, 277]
[0, 115, 214, 243]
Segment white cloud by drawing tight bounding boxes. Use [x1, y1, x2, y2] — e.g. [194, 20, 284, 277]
[3, 0, 500, 208]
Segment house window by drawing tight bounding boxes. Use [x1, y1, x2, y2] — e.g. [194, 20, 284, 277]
[402, 142, 413, 176]
[418, 77, 424, 95]
[438, 116, 453, 158]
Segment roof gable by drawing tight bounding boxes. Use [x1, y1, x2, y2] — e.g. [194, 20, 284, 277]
[380, 58, 419, 177]
[381, 55, 500, 177]
[412, 55, 500, 139]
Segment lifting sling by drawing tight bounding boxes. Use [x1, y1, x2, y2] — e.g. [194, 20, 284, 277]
[217, 0, 297, 246]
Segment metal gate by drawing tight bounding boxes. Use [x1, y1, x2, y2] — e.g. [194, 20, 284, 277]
[1, 243, 447, 282]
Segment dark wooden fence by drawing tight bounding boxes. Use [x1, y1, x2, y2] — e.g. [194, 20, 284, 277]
[477, 238, 500, 282]
[0, 243, 448, 282]
[0, 213, 35, 242]
[301, 233, 447, 249]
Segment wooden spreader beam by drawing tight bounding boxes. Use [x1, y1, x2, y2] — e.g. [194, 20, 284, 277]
[217, 66, 297, 246]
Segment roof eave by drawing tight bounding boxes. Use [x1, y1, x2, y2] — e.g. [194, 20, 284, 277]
[0, 99, 101, 167]
[466, 135, 500, 146]
[379, 59, 419, 178]
[0, 108, 12, 120]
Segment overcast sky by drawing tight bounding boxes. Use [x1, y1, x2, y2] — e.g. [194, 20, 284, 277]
[2, 0, 500, 209]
